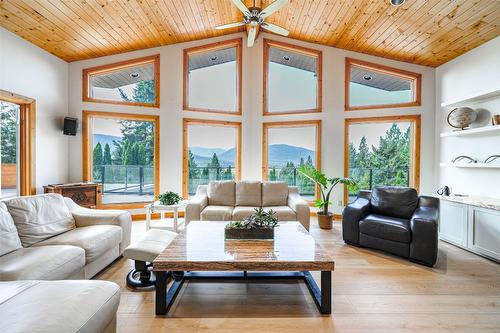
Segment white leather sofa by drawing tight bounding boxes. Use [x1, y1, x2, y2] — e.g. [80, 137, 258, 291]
[0, 280, 120, 333]
[0, 193, 132, 281]
[185, 181, 310, 231]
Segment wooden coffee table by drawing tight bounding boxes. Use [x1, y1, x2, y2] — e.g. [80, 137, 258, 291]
[153, 221, 335, 315]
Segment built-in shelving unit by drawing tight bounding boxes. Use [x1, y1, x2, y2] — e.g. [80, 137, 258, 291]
[440, 162, 500, 169]
[440, 125, 500, 138]
[441, 88, 500, 108]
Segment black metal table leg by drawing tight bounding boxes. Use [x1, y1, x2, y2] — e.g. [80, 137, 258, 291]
[155, 271, 167, 315]
[320, 271, 332, 314]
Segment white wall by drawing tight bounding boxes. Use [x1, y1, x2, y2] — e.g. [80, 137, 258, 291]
[67, 32, 436, 214]
[435, 37, 500, 198]
[0, 28, 69, 193]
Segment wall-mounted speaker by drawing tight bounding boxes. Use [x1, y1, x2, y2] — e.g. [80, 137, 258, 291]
[63, 117, 78, 136]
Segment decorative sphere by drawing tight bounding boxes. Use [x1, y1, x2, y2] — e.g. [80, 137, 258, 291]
[447, 107, 477, 129]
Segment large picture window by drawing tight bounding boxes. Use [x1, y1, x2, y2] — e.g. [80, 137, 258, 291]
[344, 115, 421, 204]
[263, 39, 322, 115]
[183, 39, 242, 114]
[83, 55, 160, 107]
[0, 91, 35, 198]
[345, 58, 421, 111]
[183, 119, 241, 197]
[262, 120, 321, 200]
[83, 111, 160, 208]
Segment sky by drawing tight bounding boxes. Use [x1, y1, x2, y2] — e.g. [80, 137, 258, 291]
[268, 126, 316, 151]
[188, 125, 236, 150]
[349, 122, 411, 150]
[93, 118, 124, 137]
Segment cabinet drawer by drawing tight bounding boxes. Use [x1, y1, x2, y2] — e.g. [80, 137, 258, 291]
[439, 200, 468, 247]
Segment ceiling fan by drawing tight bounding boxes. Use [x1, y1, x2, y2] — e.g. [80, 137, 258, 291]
[216, 0, 290, 47]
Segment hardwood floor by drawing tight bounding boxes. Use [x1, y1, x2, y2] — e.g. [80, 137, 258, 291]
[97, 219, 500, 333]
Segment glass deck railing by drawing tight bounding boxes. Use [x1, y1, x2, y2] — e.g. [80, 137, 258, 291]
[92, 165, 155, 201]
[348, 167, 410, 202]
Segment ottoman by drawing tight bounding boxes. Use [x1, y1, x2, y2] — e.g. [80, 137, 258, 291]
[123, 229, 177, 288]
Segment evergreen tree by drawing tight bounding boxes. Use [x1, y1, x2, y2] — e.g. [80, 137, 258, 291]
[103, 144, 112, 165]
[112, 140, 123, 165]
[187, 149, 199, 179]
[269, 167, 277, 181]
[118, 88, 130, 102]
[208, 153, 221, 169]
[132, 81, 155, 104]
[93, 143, 103, 166]
[0, 107, 17, 164]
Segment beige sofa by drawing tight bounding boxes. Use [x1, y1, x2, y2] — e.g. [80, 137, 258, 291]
[0, 193, 132, 281]
[186, 181, 310, 231]
[1, 279, 120, 333]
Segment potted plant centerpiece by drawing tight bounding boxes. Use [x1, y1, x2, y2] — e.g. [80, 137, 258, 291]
[225, 208, 279, 240]
[298, 165, 356, 230]
[156, 191, 182, 206]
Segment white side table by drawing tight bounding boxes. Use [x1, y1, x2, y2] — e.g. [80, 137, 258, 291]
[145, 200, 188, 233]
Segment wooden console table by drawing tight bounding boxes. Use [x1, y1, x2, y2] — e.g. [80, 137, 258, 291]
[44, 183, 102, 208]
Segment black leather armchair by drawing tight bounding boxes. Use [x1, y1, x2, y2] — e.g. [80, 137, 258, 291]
[342, 186, 439, 267]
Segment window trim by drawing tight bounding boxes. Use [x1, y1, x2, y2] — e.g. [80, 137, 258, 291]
[82, 110, 160, 209]
[183, 38, 243, 115]
[262, 120, 322, 201]
[345, 57, 422, 111]
[343, 115, 421, 205]
[263, 39, 323, 116]
[182, 118, 242, 198]
[0, 89, 36, 196]
[82, 54, 160, 108]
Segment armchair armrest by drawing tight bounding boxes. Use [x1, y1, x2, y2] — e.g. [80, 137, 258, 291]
[185, 185, 208, 224]
[409, 196, 439, 266]
[342, 193, 371, 245]
[288, 186, 310, 231]
[64, 198, 132, 254]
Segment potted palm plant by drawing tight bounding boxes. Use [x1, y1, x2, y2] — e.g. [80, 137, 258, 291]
[298, 165, 356, 230]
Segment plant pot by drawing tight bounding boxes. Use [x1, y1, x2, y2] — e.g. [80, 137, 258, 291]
[224, 227, 274, 240]
[317, 212, 334, 230]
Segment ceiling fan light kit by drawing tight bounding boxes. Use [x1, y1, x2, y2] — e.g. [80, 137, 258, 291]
[216, 0, 290, 47]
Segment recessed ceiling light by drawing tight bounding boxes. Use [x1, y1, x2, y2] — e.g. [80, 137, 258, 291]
[283, 56, 290, 61]
[363, 74, 372, 81]
[389, 0, 405, 6]
[210, 56, 217, 61]
[130, 72, 140, 78]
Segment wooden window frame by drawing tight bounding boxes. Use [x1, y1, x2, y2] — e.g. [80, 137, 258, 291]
[183, 38, 243, 115]
[263, 39, 323, 116]
[262, 120, 322, 201]
[0, 90, 36, 196]
[345, 57, 422, 111]
[343, 115, 421, 205]
[82, 110, 160, 209]
[182, 118, 242, 197]
[82, 54, 160, 108]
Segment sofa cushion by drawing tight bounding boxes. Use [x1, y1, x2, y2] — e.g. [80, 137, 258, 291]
[4, 193, 76, 247]
[371, 186, 418, 219]
[33, 225, 122, 264]
[0, 202, 22, 257]
[124, 229, 177, 263]
[359, 214, 411, 243]
[235, 181, 262, 206]
[0, 245, 85, 281]
[262, 182, 289, 206]
[207, 181, 235, 206]
[263, 206, 296, 221]
[0, 280, 120, 333]
[232, 206, 259, 220]
[200, 206, 234, 221]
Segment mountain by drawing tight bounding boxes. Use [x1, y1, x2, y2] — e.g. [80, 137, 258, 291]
[268, 144, 315, 167]
[189, 147, 226, 158]
[188, 144, 314, 168]
[93, 134, 121, 152]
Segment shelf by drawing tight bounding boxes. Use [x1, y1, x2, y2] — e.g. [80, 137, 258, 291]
[441, 89, 500, 108]
[440, 125, 500, 138]
[440, 162, 500, 169]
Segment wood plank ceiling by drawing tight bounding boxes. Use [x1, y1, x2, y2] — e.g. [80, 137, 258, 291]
[1, 0, 499, 67]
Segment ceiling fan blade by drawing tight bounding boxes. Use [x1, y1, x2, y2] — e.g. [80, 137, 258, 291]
[215, 22, 245, 30]
[247, 26, 257, 47]
[259, 0, 288, 19]
[230, 0, 251, 16]
[261, 23, 289, 36]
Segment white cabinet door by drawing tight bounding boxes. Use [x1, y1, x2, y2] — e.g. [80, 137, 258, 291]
[468, 207, 500, 261]
[439, 200, 468, 247]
